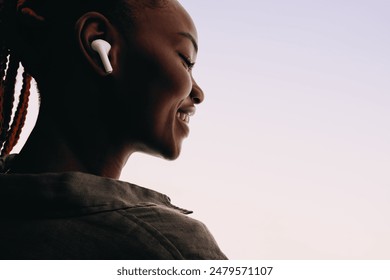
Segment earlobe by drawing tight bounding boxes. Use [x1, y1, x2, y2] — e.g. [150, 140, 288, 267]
[75, 12, 120, 76]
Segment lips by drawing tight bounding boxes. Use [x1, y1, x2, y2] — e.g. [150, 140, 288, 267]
[177, 105, 196, 124]
[177, 111, 190, 123]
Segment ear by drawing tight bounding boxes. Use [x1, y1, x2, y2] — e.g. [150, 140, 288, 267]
[75, 12, 122, 76]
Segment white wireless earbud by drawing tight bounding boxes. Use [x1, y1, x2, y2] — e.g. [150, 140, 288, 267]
[91, 39, 113, 74]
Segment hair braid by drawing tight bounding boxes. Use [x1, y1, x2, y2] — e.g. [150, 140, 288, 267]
[0, 47, 9, 141]
[0, 51, 19, 153]
[0, 0, 34, 157]
[0, 46, 9, 80]
[1, 70, 31, 156]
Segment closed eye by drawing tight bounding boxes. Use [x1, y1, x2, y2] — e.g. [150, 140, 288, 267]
[178, 53, 195, 71]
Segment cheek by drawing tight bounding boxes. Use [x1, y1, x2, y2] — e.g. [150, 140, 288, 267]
[146, 60, 193, 115]
[114, 49, 192, 149]
[152, 53, 193, 96]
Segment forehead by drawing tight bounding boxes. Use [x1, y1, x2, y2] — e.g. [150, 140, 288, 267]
[130, 0, 198, 41]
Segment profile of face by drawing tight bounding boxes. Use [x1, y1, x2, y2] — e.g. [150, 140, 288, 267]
[112, 0, 204, 160]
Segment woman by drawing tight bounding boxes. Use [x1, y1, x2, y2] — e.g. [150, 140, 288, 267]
[0, 0, 227, 259]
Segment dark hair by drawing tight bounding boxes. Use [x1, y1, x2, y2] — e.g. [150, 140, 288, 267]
[0, 0, 166, 156]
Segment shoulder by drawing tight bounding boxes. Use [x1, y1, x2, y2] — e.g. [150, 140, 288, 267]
[116, 204, 227, 260]
[0, 170, 227, 259]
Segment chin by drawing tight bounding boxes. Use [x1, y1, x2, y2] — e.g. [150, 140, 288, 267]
[141, 131, 185, 160]
[139, 141, 182, 161]
[157, 139, 183, 161]
[160, 145, 182, 161]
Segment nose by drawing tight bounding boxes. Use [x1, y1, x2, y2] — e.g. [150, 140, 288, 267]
[190, 79, 204, 104]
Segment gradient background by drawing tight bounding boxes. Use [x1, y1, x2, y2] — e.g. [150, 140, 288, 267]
[13, 0, 390, 259]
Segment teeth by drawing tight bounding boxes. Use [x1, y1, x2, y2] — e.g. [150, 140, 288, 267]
[177, 111, 190, 123]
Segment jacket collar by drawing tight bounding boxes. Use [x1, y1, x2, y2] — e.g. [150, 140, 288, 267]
[0, 156, 192, 218]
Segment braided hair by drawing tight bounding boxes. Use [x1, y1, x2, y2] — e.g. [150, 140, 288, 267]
[0, 0, 31, 156]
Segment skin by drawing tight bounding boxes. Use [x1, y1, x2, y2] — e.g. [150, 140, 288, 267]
[10, 0, 204, 179]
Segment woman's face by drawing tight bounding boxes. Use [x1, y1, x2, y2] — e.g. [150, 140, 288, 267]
[116, 0, 204, 159]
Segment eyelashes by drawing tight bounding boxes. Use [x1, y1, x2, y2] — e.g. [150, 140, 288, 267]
[178, 53, 195, 71]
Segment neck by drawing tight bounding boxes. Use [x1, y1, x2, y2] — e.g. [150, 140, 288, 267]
[11, 109, 132, 179]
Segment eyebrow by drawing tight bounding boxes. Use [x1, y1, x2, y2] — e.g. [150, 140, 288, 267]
[178, 32, 198, 53]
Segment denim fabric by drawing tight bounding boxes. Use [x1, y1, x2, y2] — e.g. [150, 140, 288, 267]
[0, 157, 227, 260]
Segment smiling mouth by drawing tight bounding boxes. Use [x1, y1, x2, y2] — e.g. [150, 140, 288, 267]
[177, 106, 196, 124]
[177, 111, 191, 123]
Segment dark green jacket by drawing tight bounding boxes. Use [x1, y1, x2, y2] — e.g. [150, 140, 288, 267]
[0, 156, 227, 260]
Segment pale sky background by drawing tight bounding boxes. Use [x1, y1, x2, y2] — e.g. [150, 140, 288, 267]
[13, 0, 390, 259]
